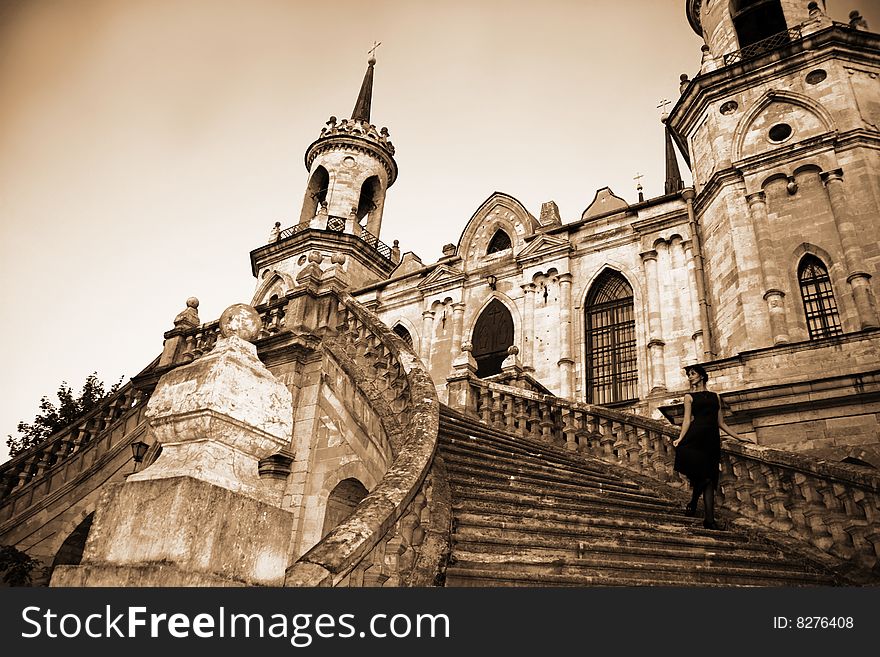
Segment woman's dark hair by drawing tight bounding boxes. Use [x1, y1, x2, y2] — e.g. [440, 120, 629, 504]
[684, 363, 709, 383]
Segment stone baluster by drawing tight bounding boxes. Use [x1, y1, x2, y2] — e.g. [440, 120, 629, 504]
[528, 401, 542, 441]
[598, 417, 614, 458]
[821, 169, 880, 329]
[491, 391, 504, 428]
[539, 403, 554, 444]
[479, 386, 493, 424]
[562, 407, 578, 452]
[640, 248, 668, 392]
[514, 396, 529, 439]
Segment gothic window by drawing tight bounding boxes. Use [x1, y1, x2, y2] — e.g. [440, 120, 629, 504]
[392, 323, 414, 348]
[585, 270, 637, 405]
[730, 0, 788, 49]
[486, 229, 512, 254]
[798, 255, 842, 340]
[472, 299, 514, 378]
[357, 175, 382, 226]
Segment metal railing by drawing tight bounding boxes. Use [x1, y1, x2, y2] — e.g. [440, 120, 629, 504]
[271, 216, 395, 262]
[724, 26, 803, 65]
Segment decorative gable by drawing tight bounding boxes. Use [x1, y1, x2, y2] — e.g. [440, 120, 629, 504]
[417, 264, 466, 295]
[457, 192, 539, 270]
[581, 187, 629, 220]
[516, 234, 573, 268]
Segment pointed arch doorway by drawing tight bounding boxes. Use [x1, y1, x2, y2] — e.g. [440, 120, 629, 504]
[472, 299, 514, 378]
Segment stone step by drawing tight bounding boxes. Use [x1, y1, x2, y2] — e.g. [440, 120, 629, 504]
[439, 425, 619, 481]
[439, 439, 635, 491]
[450, 534, 818, 573]
[444, 560, 834, 587]
[446, 468, 677, 509]
[450, 489, 693, 527]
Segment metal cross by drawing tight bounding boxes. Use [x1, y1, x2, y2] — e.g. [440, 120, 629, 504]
[657, 98, 671, 114]
[633, 172, 644, 187]
[368, 41, 382, 58]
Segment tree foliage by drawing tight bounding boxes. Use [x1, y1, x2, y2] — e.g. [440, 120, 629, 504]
[6, 373, 124, 458]
[0, 545, 45, 586]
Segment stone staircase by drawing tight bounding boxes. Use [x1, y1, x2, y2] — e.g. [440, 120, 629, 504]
[438, 406, 841, 587]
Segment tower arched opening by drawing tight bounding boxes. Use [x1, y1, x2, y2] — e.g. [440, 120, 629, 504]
[357, 175, 383, 234]
[730, 0, 788, 50]
[299, 165, 330, 225]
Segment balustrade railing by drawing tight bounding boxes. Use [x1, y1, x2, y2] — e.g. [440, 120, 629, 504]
[0, 383, 149, 508]
[447, 375, 880, 574]
[285, 292, 441, 586]
[723, 26, 803, 65]
[270, 216, 395, 263]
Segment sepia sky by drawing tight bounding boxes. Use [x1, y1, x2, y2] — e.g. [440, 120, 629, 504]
[1, 0, 877, 463]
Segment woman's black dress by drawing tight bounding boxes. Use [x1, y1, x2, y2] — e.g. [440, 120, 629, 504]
[674, 391, 721, 486]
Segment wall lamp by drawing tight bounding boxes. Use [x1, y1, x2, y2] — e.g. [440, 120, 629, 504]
[487, 274, 497, 290]
[130, 440, 149, 473]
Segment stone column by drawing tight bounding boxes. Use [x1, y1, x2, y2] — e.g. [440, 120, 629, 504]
[557, 273, 575, 398]
[681, 240, 704, 360]
[450, 302, 466, 365]
[640, 248, 667, 392]
[421, 309, 435, 364]
[682, 188, 716, 359]
[821, 169, 879, 329]
[521, 283, 536, 371]
[745, 191, 790, 344]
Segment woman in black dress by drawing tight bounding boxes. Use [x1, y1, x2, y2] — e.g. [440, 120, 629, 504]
[673, 364, 742, 530]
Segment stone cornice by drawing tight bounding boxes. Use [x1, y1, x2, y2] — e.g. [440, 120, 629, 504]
[305, 133, 398, 186]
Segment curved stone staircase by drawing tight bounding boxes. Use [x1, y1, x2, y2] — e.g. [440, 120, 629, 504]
[439, 406, 841, 587]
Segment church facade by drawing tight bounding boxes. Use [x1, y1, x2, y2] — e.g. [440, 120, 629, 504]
[250, 1, 880, 465]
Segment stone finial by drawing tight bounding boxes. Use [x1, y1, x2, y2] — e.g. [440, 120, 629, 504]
[330, 252, 346, 265]
[679, 73, 690, 94]
[219, 304, 262, 342]
[391, 239, 401, 263]
[539, 201, 562, 227]
[308, 250, 324, 265]
[849, 10, 868, 30]
[461, 341, 473, 353]
[507, 345, 520, 356]
[173, 297, 200, 329]
[442, 243, 456, 257]
[270, 221, 281, 242]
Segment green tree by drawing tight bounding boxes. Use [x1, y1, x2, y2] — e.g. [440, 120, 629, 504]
[6, 372, 124, 458]
[0, 545, 45, 586]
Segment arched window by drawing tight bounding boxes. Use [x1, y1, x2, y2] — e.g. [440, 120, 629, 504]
[392, 323, 414, 348]
[472, 299, 514, 378]
[585, 270, 637, 405]
[321, 478, 369, 539]
[487, 229, 512, 254]
[798, 255, 842, 340]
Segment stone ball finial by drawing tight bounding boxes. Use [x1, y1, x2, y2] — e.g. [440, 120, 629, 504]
[186, 297, 199, 309]
[219, 304, 262, 342]
[368, 55, 377, 66]
[507, 345, 520, 356]
[331, 252, 346, 265]
[461, 341, 473, 353]
[308, 250, 324, 265]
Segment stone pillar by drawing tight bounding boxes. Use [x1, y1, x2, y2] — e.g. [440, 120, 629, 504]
[158, 297, 201, 367]
[52, 304, 296, 587]
[821, 169, 879, 329]
[640, 248, 667, 392]
[421, 309, 435, 364]
[683, 188, 716, 358]
[681, 240, 704, 360]
[557, 273, 574, 398]
[521, 282, 536, 371]
[745, 191, 790, 345]
[450, 302, 465, 366]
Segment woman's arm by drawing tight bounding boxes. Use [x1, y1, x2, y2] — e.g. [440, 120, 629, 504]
[673, 394, 692, 447]
[717, 406, 744, 441]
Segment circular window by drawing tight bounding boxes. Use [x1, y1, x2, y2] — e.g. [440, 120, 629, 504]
[768, 123, 793, 143]
[719, 100, 738, 115]
[805, 69, 827, 85]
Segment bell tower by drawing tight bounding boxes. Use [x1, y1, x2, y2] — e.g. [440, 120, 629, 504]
[249, 54, 400, 303]
[670, 1, 880, 358]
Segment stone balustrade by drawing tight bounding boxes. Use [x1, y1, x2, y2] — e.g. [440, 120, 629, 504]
[284, 292, 441, 586]
[0, 383, 148, 516]
[446, 373, 880, 575]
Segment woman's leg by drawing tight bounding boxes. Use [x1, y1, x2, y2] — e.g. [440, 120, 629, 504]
[686, 481, 702, 516]
[702, 479, 717, 528]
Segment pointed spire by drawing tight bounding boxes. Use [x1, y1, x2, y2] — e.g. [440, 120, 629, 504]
[662, 115, 684, 195]
[351, 55, 376, 123]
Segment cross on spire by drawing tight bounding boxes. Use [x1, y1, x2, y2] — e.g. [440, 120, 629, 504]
[657, 98, 671, 115]
[368, 41, 382, 60]
[633, 172, 644, 188]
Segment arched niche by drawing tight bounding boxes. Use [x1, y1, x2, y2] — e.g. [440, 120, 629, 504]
[471, 298, 514, 378]
[321, 478, 369, 539]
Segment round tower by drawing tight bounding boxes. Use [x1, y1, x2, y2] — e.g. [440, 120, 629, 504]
[299, 55, 398, 240]
[687, 0, 816, 59]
